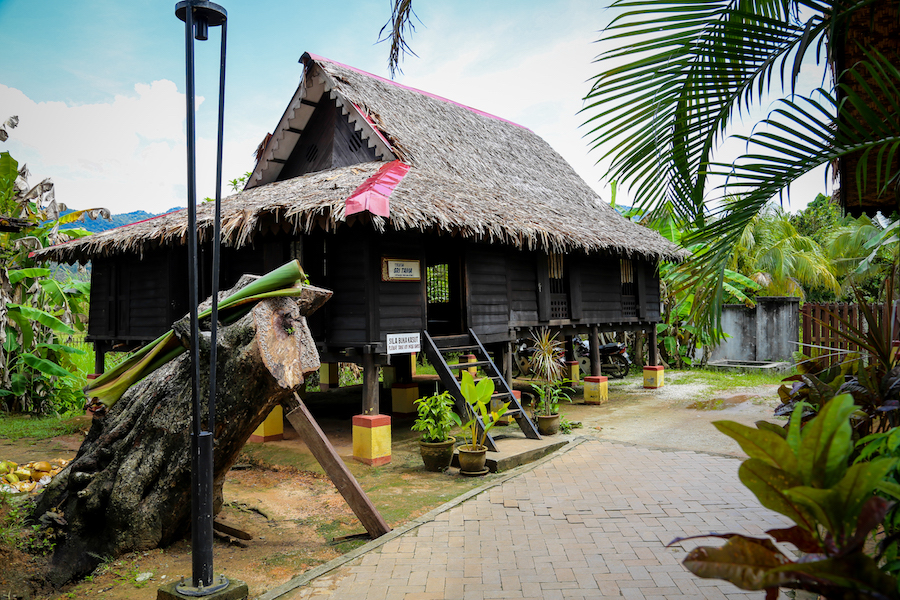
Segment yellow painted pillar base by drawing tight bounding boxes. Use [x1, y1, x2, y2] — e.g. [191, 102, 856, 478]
[643, 365, 665, 389]
[584, 375, 608, 404]
[565, 361, 580, 385]
[319, 362, 340, 390]
[391, 382, 420, 415]
[250, 405, 284, 443]
[410, 352, 417, 377]
[381, 365, 397, 389]
[459, 354, 478, 378]
[352, 414, 391, 466]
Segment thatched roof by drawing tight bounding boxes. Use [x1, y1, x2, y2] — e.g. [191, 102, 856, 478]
[36, 53, 683, 264]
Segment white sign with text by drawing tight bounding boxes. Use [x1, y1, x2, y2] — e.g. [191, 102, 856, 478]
[386, 332, 421, 355]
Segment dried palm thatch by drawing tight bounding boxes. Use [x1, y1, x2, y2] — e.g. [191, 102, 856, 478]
[35, 54, 684, 265]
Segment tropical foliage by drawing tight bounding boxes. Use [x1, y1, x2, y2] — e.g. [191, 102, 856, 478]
[1, 118, 109, 414]
[411, 390, 461, 443]
[671, 395, 900, 598]
[458, 371, 508, 451]
[581, 0, 900, 327]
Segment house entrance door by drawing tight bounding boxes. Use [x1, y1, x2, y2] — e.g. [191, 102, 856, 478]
[425, 250, 465, 335]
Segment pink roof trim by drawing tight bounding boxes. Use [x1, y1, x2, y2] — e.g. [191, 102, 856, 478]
[345, 160, 411, 218]
[305, 53, 531, 132]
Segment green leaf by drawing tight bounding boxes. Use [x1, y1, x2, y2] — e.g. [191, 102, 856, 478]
[7, 304, 76, 335]
[755, 421, 787, 439]
[798, 394, 856, 488]
[5, 309, 33, 350]
[8, 268, 51, 284]
[739, 458, 815, 532]
[714, 421, 798, 474]
[21, 354, 73, 378]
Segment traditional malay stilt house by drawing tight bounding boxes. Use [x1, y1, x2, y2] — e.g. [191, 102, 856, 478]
[36, 53, 681, 453]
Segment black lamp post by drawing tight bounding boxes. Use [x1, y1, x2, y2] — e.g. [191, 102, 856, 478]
[174, 1, 228, 595]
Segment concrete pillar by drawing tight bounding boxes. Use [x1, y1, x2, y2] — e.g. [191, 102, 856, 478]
[584, 375, 608, 404]
[391, 382, 419, 415]
[643, 365, 664, 388]
[564, 360, 580, 384]
[319, 362, 340, 390]
[249, 405, 284, 443]
[352, 414, 391, 466]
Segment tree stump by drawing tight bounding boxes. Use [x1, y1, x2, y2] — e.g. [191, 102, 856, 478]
[32, 279, 331, 587]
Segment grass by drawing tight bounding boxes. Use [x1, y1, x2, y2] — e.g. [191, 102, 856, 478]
[668, 368, 790, 389]
[0, 414, 89, 440]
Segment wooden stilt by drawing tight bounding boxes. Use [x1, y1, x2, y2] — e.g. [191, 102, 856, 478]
[589, 326, 601, 377]
[362, 347, 379, 415]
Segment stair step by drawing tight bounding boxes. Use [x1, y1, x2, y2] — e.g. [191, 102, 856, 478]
[429, 334, 471, 349]
[447, 361, 491, 370]
[438, 345, 480, 354]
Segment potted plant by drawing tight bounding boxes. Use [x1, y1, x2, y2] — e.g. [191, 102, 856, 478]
[412, 390, 462, 472]
[457, 371, 509, 475]
[532, 379, 575, 435]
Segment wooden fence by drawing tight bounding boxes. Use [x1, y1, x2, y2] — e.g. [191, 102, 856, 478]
[801, 302, 899, 364]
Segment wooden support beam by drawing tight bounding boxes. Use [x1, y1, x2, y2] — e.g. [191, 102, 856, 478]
[300, 99, 318, 108]
[362, 348, 379, 415]
[286, 127, 303, 134]
[283, 392, 391, 539]
[590, 326, 601, 377]
[649, 327, 658, 367]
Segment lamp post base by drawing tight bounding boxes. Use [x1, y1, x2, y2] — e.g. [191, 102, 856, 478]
[158, 577, 248, 600]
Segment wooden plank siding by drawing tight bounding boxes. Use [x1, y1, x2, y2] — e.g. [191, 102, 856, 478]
[579, 257, 622, 322]
[508, 250, 538, 325]
[466, 249, 510, 337]
[375, 236, 426, 339]
[324, 230, 370, 345]
[639, 260, 661, 321]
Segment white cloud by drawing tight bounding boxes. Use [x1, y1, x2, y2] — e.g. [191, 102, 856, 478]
[0, 82, 258, 214]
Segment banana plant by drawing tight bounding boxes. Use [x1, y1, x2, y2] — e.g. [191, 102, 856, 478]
[84, 260, 310, 415]
[669, 395, 900, 599]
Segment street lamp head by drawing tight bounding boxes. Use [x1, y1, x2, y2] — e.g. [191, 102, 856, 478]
[175, 1, 226, 40]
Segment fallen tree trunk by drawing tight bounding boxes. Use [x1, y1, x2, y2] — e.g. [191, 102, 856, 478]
[33, 278, 331, 587]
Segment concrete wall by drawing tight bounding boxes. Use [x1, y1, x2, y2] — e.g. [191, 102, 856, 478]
[710, 297, 799, 362]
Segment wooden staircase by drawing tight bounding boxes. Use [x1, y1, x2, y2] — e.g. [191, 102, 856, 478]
[422, 329, 541, 452]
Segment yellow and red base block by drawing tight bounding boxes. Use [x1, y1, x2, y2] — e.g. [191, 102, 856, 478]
[352, 414, 391, 466]
[564, 361, 580, 384]
[391, 382, 420, 415]
[319, 362, 340, 390]
[643, 365, 664, 389]
[250, 405, 284, 443]
[584, 375, 608, 404]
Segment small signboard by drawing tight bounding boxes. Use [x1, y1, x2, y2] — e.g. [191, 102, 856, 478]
[381, 258, 421, 282]
[386, 332, 420, 355]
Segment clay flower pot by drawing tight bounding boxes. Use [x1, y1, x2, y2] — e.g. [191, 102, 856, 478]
[537, 413, 560, 435]
[419, 436, 457, 472]
[457, 445, 488, 475]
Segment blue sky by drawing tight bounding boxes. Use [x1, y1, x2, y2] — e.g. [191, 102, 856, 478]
[0, 0, 829, 215]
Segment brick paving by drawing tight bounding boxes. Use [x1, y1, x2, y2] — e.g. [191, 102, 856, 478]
[273, 440, 791, 600]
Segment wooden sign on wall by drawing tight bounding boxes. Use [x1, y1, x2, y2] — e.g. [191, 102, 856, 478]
[381, 258, 421, 282]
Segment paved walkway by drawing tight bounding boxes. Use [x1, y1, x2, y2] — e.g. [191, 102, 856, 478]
[267, 439, 791, 600]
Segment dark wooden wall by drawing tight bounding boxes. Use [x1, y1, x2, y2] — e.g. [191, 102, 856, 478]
[86, 230, 664, 351]
[466, 248, 509, 338]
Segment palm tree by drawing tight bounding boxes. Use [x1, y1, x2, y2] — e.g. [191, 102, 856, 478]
[729, 203, 840, 298]
[580, 0, 899, 295]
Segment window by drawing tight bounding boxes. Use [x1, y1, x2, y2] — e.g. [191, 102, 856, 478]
[426, 264, 450, 303]
[621, 259, 636, 317]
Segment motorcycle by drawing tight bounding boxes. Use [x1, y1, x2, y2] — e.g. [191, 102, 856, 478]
[574, 336, 632, 379]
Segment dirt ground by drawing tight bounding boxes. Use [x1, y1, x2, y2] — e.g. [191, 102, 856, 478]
[1, 370, 784, 600]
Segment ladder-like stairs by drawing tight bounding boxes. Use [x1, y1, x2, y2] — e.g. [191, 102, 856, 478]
[422, 329, 541, 452]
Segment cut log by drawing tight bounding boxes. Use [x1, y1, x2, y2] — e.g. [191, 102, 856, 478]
[32, 277, 331, 587]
